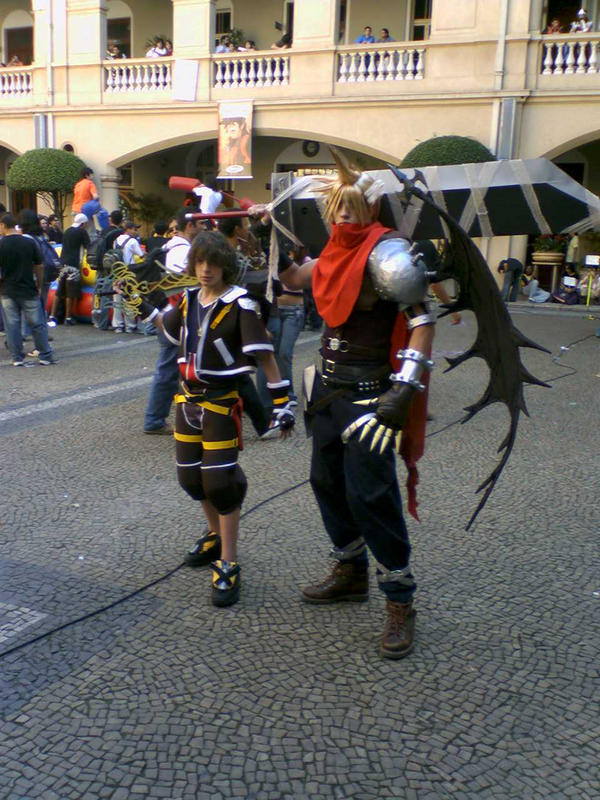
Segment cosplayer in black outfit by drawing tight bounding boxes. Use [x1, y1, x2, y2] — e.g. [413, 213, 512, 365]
[266, 150, 437, 660]
[134, 231, 294, 607]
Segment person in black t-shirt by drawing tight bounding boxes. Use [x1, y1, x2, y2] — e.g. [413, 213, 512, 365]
[48, 213, 90, 326]
[0, 212, 55, 365]
[92, 209, 124, 330]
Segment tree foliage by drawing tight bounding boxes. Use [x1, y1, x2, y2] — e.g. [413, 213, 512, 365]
[401, 136, 495, 168]
[7, 148, 86, 220]
[128, 192, 176, 237]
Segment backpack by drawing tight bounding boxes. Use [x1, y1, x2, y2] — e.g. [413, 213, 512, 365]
[102, 234, 132, 273]
[37, 237, 61, 282]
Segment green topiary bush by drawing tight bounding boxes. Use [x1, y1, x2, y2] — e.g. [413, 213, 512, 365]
[7, 148, 86, 221]
[401, 135, 495, 168]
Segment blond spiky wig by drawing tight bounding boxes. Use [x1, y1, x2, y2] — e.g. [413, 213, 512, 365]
[315, 147, 385, 226]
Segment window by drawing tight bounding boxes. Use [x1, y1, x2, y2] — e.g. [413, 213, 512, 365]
[5, 26, 33, 65]
[216, 10, 232, 35]
[107, 17, 131, 58]
[412, 0, 432, 41]
[117, 163, 133, 187]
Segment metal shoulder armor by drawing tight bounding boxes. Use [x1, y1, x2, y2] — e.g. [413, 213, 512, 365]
[366, 238, 429, 310]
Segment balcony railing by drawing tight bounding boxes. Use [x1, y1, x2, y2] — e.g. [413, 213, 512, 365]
[337, 45, 425, 82]
[0, 66, 33, 97]
[541, 34, 599, 75]
[213, 53, 290, 89]
[103, 57, 172, 93]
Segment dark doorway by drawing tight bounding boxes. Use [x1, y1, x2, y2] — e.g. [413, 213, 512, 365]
[544, 2, 580, 32]
[107, 18, 131, 59]
[5, 27, 33, 65]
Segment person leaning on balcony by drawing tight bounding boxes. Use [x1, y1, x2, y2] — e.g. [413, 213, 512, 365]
[355, 26, 375, 44]
[272, 32, 292, 49]
[377, 28, 395, 43]
[544, 19, 564, 34]
[146, 38, 168, 58]
[215, 35, 232, 53]
[570, 8, 593, 32]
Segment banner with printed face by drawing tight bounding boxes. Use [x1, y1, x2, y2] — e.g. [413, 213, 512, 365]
[217, 101, 253, 180]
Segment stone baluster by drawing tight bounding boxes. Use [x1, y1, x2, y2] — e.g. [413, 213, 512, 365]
[415, 49, 425, 79]
[347, 53, 358, 82]
[256, 58, 265, 88]
[366, 50, 377, 81]
[554, 43, 565, 74]
[281, 57, 290, 85]
[588, 41, 598, 73]
[357, 52, 366, 81]
[576, 42, 588, 73]
[338, 53, 348, 82]
[264, 58, 274, 87]
[542, 42, 554, 74]
[240, 59, 248, 87]
[215, 60, 223, 88]
[565, 42, 576, 73]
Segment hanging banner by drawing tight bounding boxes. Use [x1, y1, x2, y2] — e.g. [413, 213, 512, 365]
[217, 100, 253, 180]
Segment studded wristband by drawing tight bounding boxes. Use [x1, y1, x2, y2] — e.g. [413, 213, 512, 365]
[390, 348, 434, 392]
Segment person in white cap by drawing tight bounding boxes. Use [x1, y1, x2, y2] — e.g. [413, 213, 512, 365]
[47, 213, 90, 327]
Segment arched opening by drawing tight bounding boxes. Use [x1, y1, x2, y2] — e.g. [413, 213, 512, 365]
[107, 0, 132, 59]
[2, 8, 34, 66]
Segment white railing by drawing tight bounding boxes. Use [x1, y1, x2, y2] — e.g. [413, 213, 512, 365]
[103, 58, 172, 93]
[0, 67, 33, 97]
[337, 46, 425, 82]
[541, 35, 599, 74]
[213, 54, 290, 88]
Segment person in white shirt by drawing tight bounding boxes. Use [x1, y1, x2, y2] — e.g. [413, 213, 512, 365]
[146, 38, 169, 57]
[112, 219, 143, 333]
[143, 209, 199, 433]
[192, 178, 223, 219]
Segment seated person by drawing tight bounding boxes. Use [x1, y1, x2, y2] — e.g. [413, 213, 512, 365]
[577, 268, 600, 304]
[551, 264, 580, 305]
[521, 265, 550, 303]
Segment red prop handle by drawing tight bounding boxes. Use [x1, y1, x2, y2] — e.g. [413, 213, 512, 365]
[185, 211, 252, 220]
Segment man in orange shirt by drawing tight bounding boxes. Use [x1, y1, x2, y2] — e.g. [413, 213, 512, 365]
[72, 166, 99, 214]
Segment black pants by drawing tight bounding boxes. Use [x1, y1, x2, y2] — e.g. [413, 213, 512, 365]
[309, 377, 415, 601]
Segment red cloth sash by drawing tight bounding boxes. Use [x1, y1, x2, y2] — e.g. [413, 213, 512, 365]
[312, 221, 392, 327]
[312, 222, 429, 521]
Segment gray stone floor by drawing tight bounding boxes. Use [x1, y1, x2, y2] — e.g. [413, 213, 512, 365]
[0, 305, 598, 800]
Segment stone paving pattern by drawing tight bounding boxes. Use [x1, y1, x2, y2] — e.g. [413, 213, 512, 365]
[0, 306, 599, 799]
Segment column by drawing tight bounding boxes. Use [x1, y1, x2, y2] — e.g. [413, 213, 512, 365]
[100, 169, 120, 214]
[292, 0, 341, 49]
[172, 0, 215, 57]
[66, 0, 107, 65]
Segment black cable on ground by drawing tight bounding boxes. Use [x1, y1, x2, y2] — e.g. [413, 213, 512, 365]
[0, 480, 308, 661]
[2, 327, 593, 660]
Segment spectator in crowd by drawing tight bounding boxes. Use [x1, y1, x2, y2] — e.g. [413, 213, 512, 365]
[111, 219, 143, 334]
[146, 37, 169, 57]
[216, 35, 232, 53]
[275, 244, 307, 407]
[0, 211, 55, 366]
[577, 267, 600, 303]
[8, 55, 23, 66]
[21, 211, 59, 322]
[143, 208, 198, 434]
[272, 32, 292, 49]
[521, 265, 551, 303]
[355, 26, 375, 43]
[47, 214, 63, 244]
[239, 40, 256, 51]
[193, 177, 223, 218]
[217, 215, 276, 438]
[544, 18, 564, 34]
[72, 166, 98, 215]
[498, 257, 524, 302]
[552, 264, 580, 304]
[92, 209, 124, 330]
[148, 222, 169, 250]
[165, 40, 173, 56]
[48, 213, 90, 327]
[570, 8, 593, 32]
[378, 28, 394, 42]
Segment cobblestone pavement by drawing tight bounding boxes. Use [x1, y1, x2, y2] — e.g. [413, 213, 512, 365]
[0, 305, 598, 800]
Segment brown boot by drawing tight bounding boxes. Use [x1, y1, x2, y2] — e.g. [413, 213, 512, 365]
[301, 561, 369, 604]
[380, 599, 416, 659]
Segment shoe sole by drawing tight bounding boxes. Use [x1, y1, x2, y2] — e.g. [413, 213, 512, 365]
[380, 642, 415, 659]
[143, 428, 173, 435]
[300, 593, 369, 604]
[212, 585, 240, 607]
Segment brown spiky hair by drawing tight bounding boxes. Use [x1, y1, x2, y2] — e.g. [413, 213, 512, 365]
[316, 147, 380, 226]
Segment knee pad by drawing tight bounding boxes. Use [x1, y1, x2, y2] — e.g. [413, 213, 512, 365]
[177, 466, 206, 502]
[203, 465, 247, 515]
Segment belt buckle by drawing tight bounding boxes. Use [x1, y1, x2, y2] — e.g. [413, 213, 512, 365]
[324, 359, 336, 374]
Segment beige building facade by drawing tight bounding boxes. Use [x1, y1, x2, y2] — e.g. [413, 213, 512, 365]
[0, 0, 599, 267]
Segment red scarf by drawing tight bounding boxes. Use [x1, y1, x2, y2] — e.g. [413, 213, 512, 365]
[312, 221, 428, 521]
[312, 221, 391, 327]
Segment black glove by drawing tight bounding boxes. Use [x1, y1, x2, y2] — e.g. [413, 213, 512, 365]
[375, 382, 417, 430]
